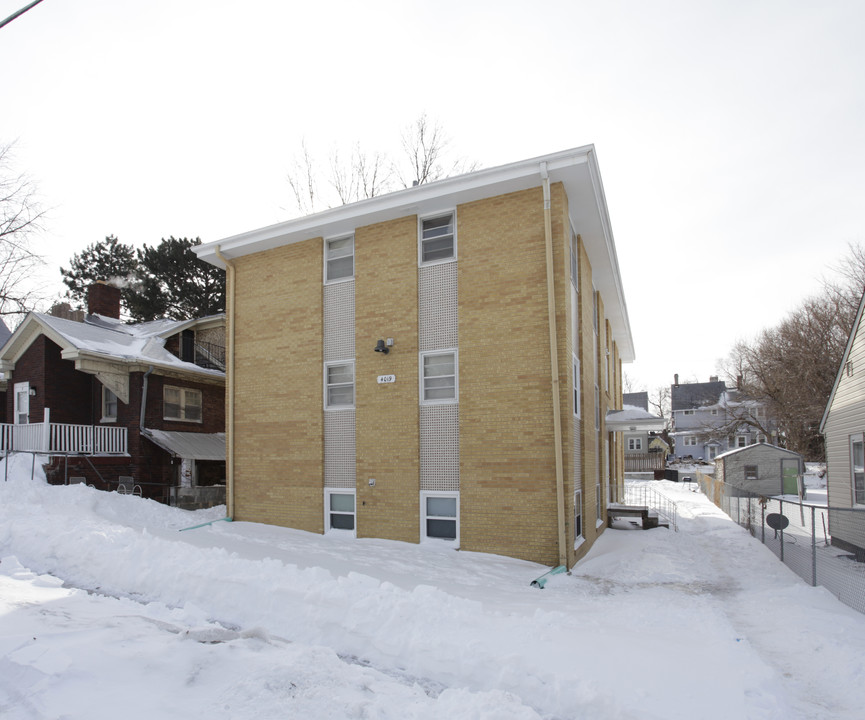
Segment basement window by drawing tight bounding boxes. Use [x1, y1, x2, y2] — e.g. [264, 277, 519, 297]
[421, 492, 459, 543]
[325, 489, 356, 533]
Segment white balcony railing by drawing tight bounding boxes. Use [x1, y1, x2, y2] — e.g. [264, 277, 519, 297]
[0, 409, 127, 456]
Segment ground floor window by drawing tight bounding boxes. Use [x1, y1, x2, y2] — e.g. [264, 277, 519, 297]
[627, 436, 642, 451]
[574, 489, 583, 545]
[325, 489, 356, 533]
[421, 492, 459, 543]
[683, 436, 697, 447]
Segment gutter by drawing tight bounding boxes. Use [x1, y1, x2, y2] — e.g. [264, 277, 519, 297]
[541, 162, 568, 569]
[214, 246, 236, 520]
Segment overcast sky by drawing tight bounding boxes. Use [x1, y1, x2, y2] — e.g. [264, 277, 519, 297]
[2, 0, 863, 393]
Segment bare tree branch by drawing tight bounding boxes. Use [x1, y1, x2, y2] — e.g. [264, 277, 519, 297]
[0, 142, 46, 318]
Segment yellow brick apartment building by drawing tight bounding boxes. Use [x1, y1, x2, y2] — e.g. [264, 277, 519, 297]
[196, 146, 635, 568]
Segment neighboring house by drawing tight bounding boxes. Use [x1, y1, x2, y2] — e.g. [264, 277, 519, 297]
[670, 376, 777, 460]
[714, 443, 803, 498]
[0, 283, 226, 509]
[196, 145, 636, 568]
[820, 288, 865, 559]
[619, 391, 667, 471]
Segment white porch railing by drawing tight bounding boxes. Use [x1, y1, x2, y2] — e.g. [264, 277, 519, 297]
[0, 409, 127, 455]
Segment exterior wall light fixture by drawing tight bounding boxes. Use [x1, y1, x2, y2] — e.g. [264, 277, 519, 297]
[374, 339, 389, 354]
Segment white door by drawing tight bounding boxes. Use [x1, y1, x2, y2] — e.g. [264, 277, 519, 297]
[14, 382, 29, 424]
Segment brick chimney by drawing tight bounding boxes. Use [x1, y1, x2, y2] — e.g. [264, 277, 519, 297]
[88, 282, 122, 319]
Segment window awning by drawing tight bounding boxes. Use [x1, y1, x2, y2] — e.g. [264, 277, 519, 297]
[144, 429, 226, 461]
[605, 408, 666, 432]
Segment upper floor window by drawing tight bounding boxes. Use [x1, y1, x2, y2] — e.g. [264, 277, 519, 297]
[102, 386, 118, 421]
[710, 409, 719, 416]
[325, 236, 354, 282]
[420, 350, 457, 403]
[325, 361, 355, 409]
[164, 386, 202, 422]
[683, 436, 697, 447]
[420, 213, 455, 264]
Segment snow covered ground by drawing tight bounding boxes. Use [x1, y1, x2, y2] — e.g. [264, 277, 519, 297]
[1, 454, 864, 720]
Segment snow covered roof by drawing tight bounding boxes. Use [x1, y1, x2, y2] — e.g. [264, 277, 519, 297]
[605, 405, 666, 432]
[671, 380, 727, 411]
[195, 146, 635, 363]
[144, 430, 226, 461]
[714, 443, 802, 462]
[0, 311, 225, 379]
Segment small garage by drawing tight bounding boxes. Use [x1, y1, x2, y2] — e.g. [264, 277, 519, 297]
[715, 443, 804, 498]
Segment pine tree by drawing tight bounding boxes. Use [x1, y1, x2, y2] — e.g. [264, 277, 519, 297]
[60, 236, 138, 310]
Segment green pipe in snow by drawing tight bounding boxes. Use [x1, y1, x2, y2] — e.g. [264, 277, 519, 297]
[178, 517, 233, 532]
[530, 565, 567, 589]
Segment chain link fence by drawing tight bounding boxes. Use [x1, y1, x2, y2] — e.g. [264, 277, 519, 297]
[695, 472, 865, 615]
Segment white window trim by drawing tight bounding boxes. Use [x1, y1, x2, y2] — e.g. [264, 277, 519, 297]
[736, 435, 748, 448]
[163, 385, 203, 423]
[420, 491, 459, 546]
[419, 349, 458, 405]
[324, 488, 356, 536]
[324, 235, 355, 285]
[418, 211, 457, 267]
[324, 360, 355, 410]
[683, 436, 697, 447]
[627, 437, 642, 451]
[683, 409, 695, 416]
[851, 434, 865, 507]
[574, 488, 584, 548]
[101, 386, 118, 423]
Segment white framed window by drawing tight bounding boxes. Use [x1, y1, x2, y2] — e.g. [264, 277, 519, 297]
[325, 489, 356, 533]
[744, 465, 759, 481]
[736, 435, 748, 448]
[421, 491, 459, 543]
[419, 212, 456, 265]
[756, 434, 767, 444]
[164, 386, 202, 422]
[325, 235, 354, 283]
[710, 409, 719, 416]
[420, 350, 457, 404]
[683, 409, 695, 416]
[574, 488, 583, 545]
[627, 437, 642, 451]
[683, 436, 697, 447]
[14, 382, 29, 425]
[573, 355, 581, 418]
[850, 434, 865, 505]
[325, 361, 355, 409]
[102, 386, 118, 422]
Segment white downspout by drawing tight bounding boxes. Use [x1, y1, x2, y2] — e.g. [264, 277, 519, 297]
[214, 246, 236, 519]
[541, 162, 568, 568]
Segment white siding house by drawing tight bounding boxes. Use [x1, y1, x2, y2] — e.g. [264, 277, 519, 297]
[820, 290, 865, 556]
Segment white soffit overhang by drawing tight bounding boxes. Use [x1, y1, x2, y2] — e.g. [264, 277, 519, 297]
[196, 146, 634, 361]
[605, 408, 666, 432]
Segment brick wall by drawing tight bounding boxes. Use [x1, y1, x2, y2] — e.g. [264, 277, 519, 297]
[232, 239, 324, 531]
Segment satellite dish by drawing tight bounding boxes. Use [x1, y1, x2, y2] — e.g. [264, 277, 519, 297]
[766, 513, 789, 531]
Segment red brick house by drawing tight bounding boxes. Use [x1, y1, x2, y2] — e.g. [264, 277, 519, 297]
[0, 284, 226, 508]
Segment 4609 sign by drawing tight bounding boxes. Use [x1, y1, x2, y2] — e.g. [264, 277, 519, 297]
[377, 375, 396, 384]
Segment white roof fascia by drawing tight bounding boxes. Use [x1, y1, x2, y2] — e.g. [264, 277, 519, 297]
[820, 288, 865, 433]
[196, 145, 634, 362]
